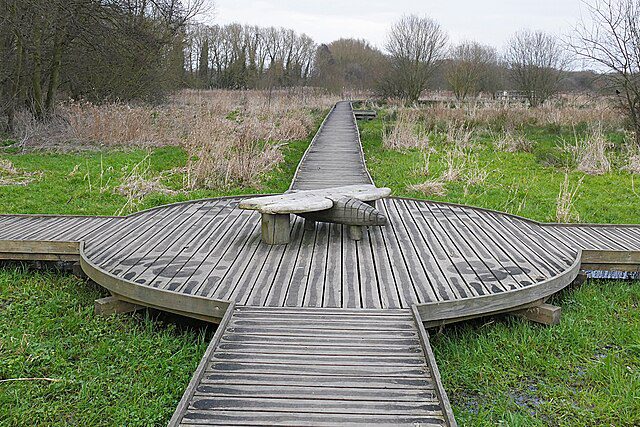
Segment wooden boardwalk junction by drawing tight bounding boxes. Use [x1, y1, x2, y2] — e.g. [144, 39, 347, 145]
[1, 101, 640, 425]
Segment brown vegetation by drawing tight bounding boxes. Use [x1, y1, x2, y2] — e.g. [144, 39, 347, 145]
[9, 89, 336, 189]
[0, 159, 41, 186]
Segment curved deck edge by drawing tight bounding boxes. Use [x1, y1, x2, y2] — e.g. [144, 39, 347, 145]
[416, 253, 583, 327]
[79, 242, 229, 323]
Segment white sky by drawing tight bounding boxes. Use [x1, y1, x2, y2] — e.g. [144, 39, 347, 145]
[206, 0, 585, 51]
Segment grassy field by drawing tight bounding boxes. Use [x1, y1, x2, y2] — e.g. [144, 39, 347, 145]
[1, 105, 639, 426]
[359, 115, 640, 224]
[0, 141, 308, 216]
[0, 268, 211, 426]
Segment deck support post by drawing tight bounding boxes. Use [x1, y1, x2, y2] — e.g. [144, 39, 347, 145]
[515, 303, 561, 326]
[348, 225, 363, 241]
[261, 213, 290, 245]
[71, 262, 87, 279]
[95, 295, 143, 317]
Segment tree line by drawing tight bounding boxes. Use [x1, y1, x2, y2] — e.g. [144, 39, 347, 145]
[1, 0, 205, 132]
[1, 0, 639, 143]
[184, 23, 315, 89]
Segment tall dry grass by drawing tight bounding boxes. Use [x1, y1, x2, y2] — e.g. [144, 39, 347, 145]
[9, 88, 338, 189]
[414, 97, 622, 132]
[564, 125, 612, 175]
[382, 110, 428, 149]
[556, 173, 584, 223]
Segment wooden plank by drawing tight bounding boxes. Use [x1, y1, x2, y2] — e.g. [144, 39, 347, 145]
[440, 204, 539, 291]
[201, 372, 433, 388]
[283, 224, 317, 307]
[457, 206, 551, 281]
[401, 199, 478, 299]
[0, 240, 80, 255]
[486, 211, 573, 274]
[377, 200, 425, 305]
[127, 199, 227, 284]
[322, 222, 343, 308]
[94, 295, 143, 316]
[105, 202, 203, 274]
[514, 303, 561, 326]
[357, 229, 382, 308]
[245, 217, 302, 306]
[142, 199, 239, 289]
[167, 203, 254, 293]
[263, 219, 307, 307]
[303, 221, 330, 307]
[186, 396, 442, 415]
[186, 212, 260, 297]
[179, 412, 446, 426]
[193, 384, 437, 401]
[384, 199, 442, 302]
[428, 203, 511, 293]
[413, 307, 458, 427]
[342, 223, 361, 308]
[113, 202, 216, 283]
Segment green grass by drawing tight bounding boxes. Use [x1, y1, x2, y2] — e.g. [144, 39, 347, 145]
[0, 137, 310, 216]
[0, 267, 211, 426]
[433, 281, 640, 426]
[1, 113, 640, 425]
[359, 118, 640, 224]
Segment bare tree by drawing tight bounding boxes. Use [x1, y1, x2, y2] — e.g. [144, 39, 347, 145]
[446, 41, 498, 100]
[381, 15, 448, 102]
[505, 30, 568, 106]
[570, 0, 640, 145]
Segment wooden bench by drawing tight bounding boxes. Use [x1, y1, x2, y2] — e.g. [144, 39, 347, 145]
[239, 185, 391, 244]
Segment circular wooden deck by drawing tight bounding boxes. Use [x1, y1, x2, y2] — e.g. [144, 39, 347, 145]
[72, 196, 589, 323]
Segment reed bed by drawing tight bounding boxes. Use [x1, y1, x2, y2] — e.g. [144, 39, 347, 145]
[9, 89, 338, 189]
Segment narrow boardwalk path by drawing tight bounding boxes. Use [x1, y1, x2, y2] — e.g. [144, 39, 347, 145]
[290, 101, 372, 190]
[170, 305, 455, 426]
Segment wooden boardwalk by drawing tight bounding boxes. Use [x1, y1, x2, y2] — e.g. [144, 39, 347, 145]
[1, 101, 640, 425]
[290, 101, 372, 190]
[170, 305, 455, 426]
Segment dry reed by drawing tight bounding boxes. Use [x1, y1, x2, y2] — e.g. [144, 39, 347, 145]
[408, 180, 448, 197]
[382, 110, 428, 149]
[565, 125, 612, 175]
[556, 173, 583, 223]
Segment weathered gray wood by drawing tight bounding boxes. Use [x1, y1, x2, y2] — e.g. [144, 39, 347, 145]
[173, 307, 452, 427]
[240, 185, 390, 214]
[514, 303, 562, 326]
[348, 224, 363, 240]
[290, 101, 373, 191]
[94, 295, 143, 316]
[261, 213, 290, 245]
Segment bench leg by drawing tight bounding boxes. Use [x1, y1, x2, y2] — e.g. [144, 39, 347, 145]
[261, 213, 291, 245]
[348, 225, 363, 241]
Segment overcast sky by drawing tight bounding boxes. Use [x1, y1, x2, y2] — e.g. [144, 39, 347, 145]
[207, 0, 585, 51]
